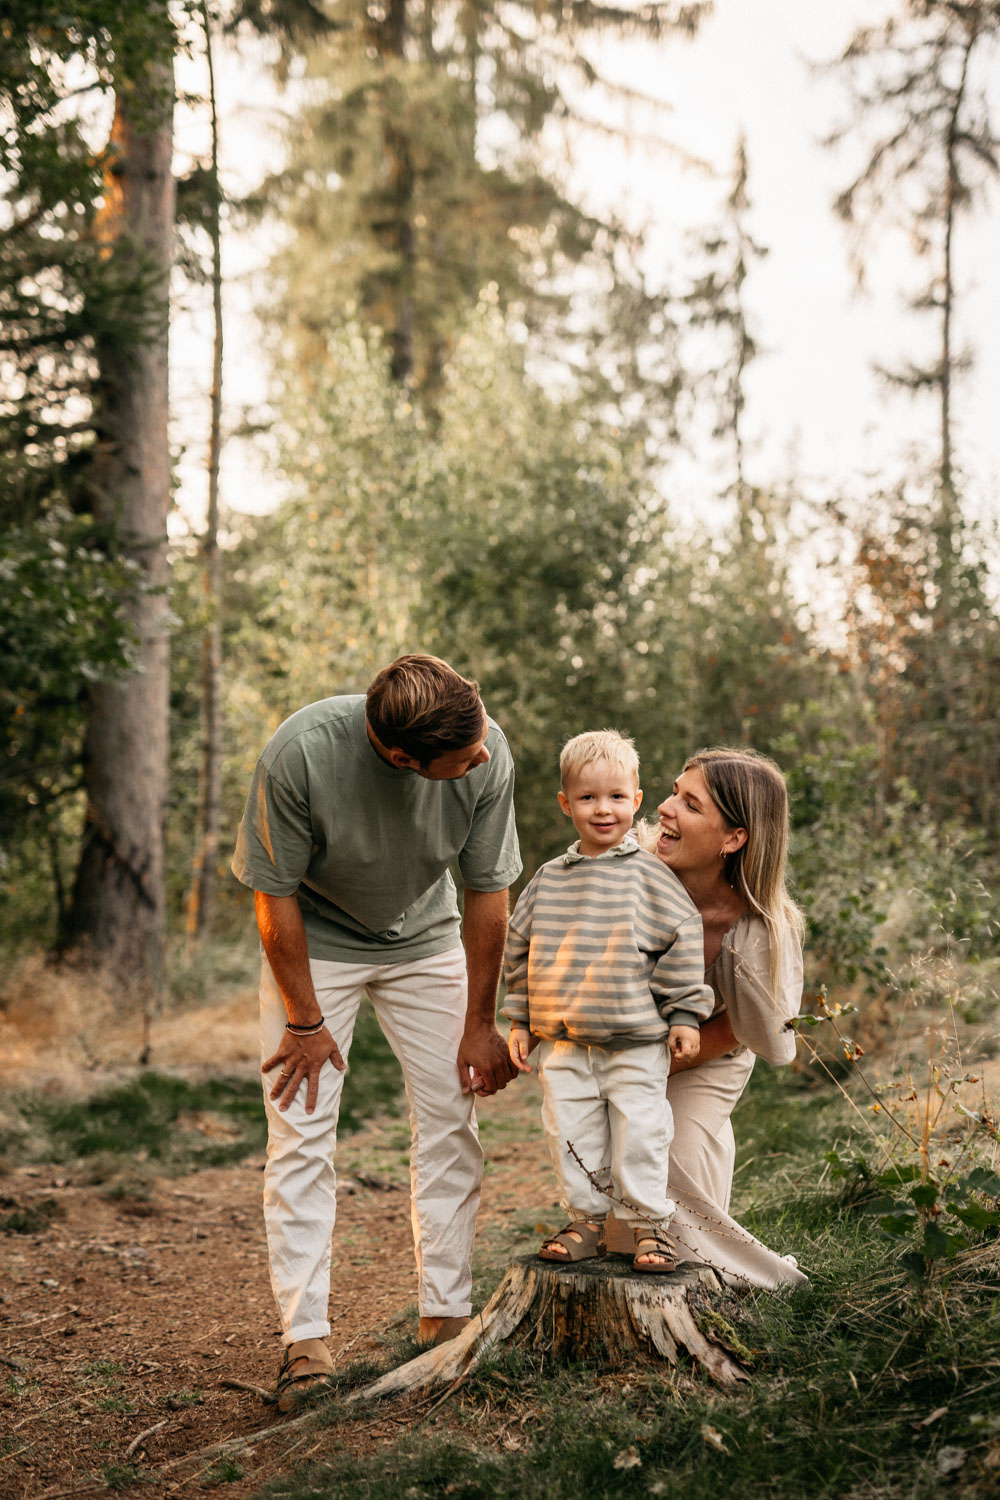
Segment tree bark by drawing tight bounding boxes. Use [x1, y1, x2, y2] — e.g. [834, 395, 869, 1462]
[187, 0, 224, 942]
[61, 38, 174, 1006]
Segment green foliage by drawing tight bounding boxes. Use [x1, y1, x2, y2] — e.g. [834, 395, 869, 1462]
[100, 1463, 148, 1491]
[204, 1456, 245, 1484]
[826, 1150, 1000, 1284]
[792, 988, 1000, 1290]
[782, 728, 893, 990]
[221, 310, 825, 883]
[0, 509, 144, 941]
[0, 1, 177, 517]
[844, 489, 1000, 845]
[0, 508, 141, 793]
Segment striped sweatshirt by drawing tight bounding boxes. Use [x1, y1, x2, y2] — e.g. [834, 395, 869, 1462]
[502, 839, 715, 1050]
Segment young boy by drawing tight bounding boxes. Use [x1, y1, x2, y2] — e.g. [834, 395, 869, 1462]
[503, 730, 714, 1272]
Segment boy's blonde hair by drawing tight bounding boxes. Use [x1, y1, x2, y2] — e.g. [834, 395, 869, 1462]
[559, 729, 639, 790]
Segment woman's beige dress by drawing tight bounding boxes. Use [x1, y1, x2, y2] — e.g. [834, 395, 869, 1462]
[606, 914, 807, 1288]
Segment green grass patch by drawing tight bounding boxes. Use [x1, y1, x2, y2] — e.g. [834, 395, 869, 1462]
[100, 1462, 148, 1491]
[7, 1003, 406, 1177]
[0, 1195, 63, 1234]
[19, 1073, 268, 1173]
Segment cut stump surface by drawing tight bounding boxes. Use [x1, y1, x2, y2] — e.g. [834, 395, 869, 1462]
[351, 1254, 749, 1404]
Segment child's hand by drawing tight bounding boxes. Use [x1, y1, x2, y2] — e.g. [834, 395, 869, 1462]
[508, 1027, 534, 1074]
[668, 1024, 700, 1062]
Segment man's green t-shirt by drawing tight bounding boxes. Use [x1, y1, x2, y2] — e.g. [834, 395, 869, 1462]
[231, 696, 522, 963]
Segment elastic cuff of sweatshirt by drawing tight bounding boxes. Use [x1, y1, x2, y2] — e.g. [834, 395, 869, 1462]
[667, 1011, 701, 1032]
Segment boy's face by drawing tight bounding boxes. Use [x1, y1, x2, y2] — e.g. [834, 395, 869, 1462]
[558, 758, 642, 858]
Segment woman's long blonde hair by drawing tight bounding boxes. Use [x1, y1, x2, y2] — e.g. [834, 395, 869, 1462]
[686, 746, 804, 995]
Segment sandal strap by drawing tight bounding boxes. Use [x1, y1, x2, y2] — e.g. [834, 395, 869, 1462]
[276, 1348, 332, 1393]
[543, 1220, 600, 1245]
[540, 1220, 604, 1259]
[634, 1225, 677, 1255]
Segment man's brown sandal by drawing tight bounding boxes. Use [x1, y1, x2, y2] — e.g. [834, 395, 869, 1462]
[538, 1220, 606, 1263]
[276, 1338, 334, 1413]
[632, 1224, 677, 1274]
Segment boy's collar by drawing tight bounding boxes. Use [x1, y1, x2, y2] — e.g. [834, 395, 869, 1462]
[563, 834, 640, 865]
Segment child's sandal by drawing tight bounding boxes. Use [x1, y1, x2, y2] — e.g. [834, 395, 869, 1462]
[632, 1224, 677, 1274]
[538, 1220, 605, 1263]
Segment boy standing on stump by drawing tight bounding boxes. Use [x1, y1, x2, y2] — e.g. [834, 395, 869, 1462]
[503, 730, 714, 1271]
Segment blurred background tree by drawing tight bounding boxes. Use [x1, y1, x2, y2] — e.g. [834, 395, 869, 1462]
[1, 1, 177, 1005]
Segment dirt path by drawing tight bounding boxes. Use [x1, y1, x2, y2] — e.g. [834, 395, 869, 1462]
[0, 994, 559, 1499]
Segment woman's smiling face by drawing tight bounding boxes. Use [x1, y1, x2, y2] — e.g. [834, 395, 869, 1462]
[656, 765, 738, 877]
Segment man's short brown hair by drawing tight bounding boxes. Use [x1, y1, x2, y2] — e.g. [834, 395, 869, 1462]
[366, 654, 486, 766]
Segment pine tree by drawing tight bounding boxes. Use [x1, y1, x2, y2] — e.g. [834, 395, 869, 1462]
[827, 2, 1000, 836]
[0, 3, 178, 986]
[242, 0, 711, 400]
[828, 0, 1000, 507]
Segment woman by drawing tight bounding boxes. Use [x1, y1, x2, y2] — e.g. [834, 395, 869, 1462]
[606, 746, 808, 1289]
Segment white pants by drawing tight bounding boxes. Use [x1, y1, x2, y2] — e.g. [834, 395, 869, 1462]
[602, 1048, 808, 1288]
[537, 1039, 674, 1225]
[259, 945, 481, 1345]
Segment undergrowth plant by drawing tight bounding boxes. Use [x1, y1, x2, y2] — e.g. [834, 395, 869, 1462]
[791, 990, 1000, 1290]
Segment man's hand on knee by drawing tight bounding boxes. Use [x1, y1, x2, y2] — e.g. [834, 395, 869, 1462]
[263, 1026, 347, 1114]
[457, 1023, 518, 1096]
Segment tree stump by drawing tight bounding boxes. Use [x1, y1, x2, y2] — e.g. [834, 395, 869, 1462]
[347, 1255, 748, 1406]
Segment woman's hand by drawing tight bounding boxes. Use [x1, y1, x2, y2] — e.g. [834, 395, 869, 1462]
[508, 1026, 535, 1074]
[263, 1025, 346, 1114]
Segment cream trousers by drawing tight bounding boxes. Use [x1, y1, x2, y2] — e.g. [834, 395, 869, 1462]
[537, 1038, 674, 1226]
[260, 945, 481, 1345]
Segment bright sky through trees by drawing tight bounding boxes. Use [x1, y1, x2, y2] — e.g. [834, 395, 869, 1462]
[170, 0, 1000, 530]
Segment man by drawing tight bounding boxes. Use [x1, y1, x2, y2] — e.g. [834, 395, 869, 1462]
[232, 654, 521, 1410]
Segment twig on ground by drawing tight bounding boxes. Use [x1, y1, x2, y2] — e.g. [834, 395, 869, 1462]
[217, 1377, 277, 1400]
[125, 1419, 168, 1459]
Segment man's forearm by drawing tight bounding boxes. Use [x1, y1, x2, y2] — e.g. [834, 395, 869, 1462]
[254, 890, 322, 1025]
[462, 887, 509, 1029]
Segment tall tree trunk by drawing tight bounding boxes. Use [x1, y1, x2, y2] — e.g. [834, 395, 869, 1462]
[61, 46, 174, 1005]
[378, 0, 416, 384]
[187, 0, 225, 941]
[938, 29, 973, 515]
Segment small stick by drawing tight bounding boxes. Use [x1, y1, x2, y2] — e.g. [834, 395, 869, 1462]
[125, 1419, 168, 1459]
[217, 1377, 277, 1400]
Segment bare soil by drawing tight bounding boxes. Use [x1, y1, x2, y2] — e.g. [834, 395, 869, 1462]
[0, 988, 559, 1500]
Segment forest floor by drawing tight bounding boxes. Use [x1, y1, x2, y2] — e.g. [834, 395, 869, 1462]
[2, 959, 998, 1499]
[0, 980, 565, 1499]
